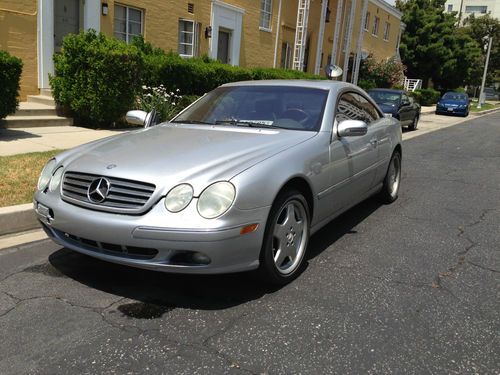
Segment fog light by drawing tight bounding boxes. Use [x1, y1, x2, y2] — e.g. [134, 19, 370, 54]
[192, 252, 211, 265]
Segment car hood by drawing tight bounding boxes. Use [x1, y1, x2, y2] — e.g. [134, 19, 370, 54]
[60, 123, 316, 195]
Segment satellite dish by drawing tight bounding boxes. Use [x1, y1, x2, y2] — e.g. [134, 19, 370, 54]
[324, 64, 343, 80]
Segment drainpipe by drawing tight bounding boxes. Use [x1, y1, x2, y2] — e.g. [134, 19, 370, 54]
[314, 0, 329, 74]
[273, 0, 283, 68]
[352, 0, 368, 85]
[342, 0, 356, 82]
[330, 0, 344, 66]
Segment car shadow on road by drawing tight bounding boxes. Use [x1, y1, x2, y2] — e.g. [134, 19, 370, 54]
[47, 196, 382, 312]
[306, 196, 382, 261]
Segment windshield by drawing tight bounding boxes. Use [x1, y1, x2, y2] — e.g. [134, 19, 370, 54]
[367, 91, 401, 107]
[172, 86, 329, 131]
[442, 93, 467, 101]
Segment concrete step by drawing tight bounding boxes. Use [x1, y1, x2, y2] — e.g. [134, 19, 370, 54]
[26, 95, 55, 106]
[1, 115, 73, 128]
[13, 102, 57, 117]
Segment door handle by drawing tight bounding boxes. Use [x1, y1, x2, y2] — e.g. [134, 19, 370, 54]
[370, 138, 378, 147]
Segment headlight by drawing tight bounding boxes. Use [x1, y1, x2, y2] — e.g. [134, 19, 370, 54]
[37, 159, 57, 191]
[165, 184, 193, 212]
[49, 166, 64, 192]
[197, 181, 235, 219]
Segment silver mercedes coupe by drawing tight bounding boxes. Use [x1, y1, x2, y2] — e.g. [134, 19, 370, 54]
[34, 80, 402, 284]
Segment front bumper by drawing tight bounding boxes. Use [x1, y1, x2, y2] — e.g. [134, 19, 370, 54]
[435, 106, 468, 115]
[34, 190, 270, 274]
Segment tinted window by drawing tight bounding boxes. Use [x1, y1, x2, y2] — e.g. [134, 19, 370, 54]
[174, 86, 329, 131]
[336, 92, 380, 124]
[443, 93, 467, 101]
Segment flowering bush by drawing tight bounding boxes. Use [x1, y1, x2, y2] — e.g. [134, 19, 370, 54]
[359, 54, 406, 89]
[136, 85, 183, 122]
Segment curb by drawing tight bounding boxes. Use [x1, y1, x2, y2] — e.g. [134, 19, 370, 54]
[0, 203, 40, 237]
[420, 106, 500, 117]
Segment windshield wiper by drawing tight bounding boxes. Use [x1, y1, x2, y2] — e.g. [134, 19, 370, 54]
[214, 119, 280, 129]
[170, 120, 214, 125]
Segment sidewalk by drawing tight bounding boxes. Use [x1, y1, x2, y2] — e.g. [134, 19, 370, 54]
[0, 126, 130, 156]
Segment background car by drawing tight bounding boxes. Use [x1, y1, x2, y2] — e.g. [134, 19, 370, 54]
[34, 80, 402, 285]
[367, 89, 421, 130]
[483, 87, 499, 101]
[435, 92, 470, 116]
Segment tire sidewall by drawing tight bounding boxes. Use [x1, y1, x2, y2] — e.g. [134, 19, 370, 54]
[259, 190, 310, 285]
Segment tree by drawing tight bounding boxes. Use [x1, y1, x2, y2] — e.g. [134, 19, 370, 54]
[462, 14, 500, 86]
[396, 0, 481, 90]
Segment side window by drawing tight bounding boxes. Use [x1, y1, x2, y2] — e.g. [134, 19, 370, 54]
[357, 94, 380, 123]
[336, 92, 380, 124]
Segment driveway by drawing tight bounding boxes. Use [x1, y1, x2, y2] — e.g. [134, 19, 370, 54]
[0, 113, 499, 374]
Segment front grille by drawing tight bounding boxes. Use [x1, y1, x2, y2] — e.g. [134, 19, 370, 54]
[53, 227, 158, 260]
[61, 171, 155, 212]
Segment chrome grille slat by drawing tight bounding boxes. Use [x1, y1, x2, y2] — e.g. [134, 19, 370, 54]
[61, 171, 156, 213]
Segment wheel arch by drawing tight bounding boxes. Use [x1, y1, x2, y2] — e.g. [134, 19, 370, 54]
[273, 176, 315, 219]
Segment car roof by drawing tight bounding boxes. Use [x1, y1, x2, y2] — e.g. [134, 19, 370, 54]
[368, 88, 404, 94]
[221, 79, 358, 91]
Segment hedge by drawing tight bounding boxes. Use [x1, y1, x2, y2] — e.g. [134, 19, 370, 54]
[0, 51, 23, 119]
[141, 51, 322, 96]
[50, 32, 323, 126]
[410, 88, 441, 106]
[50, 30, 143, 126]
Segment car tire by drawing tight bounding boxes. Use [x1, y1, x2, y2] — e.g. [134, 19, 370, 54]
[408, 115, 419, 131]
[380, 151, 401, 204]
[257, 190, 310, 285]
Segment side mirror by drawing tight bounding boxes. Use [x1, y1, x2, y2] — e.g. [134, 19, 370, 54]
[125, 110, 148, 125]
[125, 109, 160, 128]
[337, 120, 368, 137]
[324, 64, 343, 80]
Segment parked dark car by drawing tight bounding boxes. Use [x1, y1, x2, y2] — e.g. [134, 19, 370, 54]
[367, 89, 421, 130]
[436, 92, 470, 117]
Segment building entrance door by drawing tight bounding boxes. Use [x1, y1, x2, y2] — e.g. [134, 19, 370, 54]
[54, 0, 80, 52]
[217, 29, 231, 64]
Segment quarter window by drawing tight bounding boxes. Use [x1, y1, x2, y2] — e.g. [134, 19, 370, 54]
[114, 4, 143, 43]
[178, 20, 198, 57]
[372, 16, 380, 36]
[260, 0, 272, 30]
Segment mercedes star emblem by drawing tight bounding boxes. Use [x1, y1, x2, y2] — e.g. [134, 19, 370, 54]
[87, 178, 111, 203]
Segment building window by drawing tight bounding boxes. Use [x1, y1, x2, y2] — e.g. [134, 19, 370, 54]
[383, 22, 390, 41]
[465, 5, 488, 13]
[114, 4, 143, 43]
[372, 16, 379, 36]
[364, 12, 370, 31]
[447, 4, 453, 12]
[178, 20, 198, 57]
[260, 0, 272, 30]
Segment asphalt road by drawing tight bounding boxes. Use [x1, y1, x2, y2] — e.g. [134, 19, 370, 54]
[1, 113, 499, 374]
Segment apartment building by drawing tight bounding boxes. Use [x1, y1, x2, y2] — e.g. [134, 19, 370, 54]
[0, 0, 402, 100]
[444, 0, 500, 22]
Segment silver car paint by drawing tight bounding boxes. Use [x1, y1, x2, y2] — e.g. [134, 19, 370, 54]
[35, 80, 401, 274]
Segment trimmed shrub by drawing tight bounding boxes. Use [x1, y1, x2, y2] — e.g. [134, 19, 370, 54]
[359, 54, 406, 89]
[0, 51, 23, 119]
[50, 30, 143, 127]
[411, 88, 441, 106]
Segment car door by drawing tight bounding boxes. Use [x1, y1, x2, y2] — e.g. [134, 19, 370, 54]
[399, 93, 413, 125]
[328, 91, 379, 212]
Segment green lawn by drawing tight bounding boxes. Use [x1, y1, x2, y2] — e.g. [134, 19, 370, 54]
[469, 102, 500, 112]
[0, 150, 63, 207]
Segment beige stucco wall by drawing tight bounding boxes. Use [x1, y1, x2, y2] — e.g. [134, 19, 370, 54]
[100, 0, 281, 69]
[0, 0, 39, 100]
[0, 0, 402, 103]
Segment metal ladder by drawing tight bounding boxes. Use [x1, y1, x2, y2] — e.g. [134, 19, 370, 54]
[292, 0, 311, 71]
